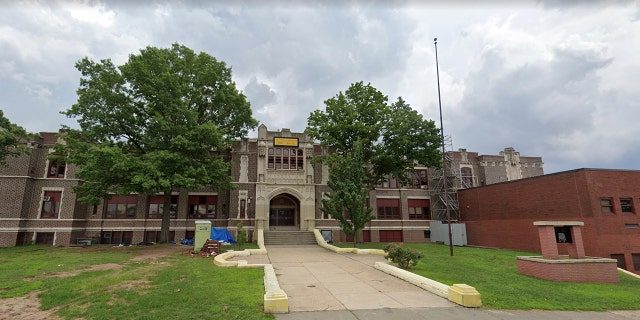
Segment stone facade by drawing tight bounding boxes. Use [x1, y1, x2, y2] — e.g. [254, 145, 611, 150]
[0, 125, 544, 248]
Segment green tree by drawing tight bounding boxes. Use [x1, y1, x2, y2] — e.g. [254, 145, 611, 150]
[0, 110, 31, 167]
[321, 139, 374, 247]
[60, 43, 258, 243]
[307, 82, 441, 243]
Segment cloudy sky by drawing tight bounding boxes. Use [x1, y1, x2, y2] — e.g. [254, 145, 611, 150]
[1, 0, 638, 174]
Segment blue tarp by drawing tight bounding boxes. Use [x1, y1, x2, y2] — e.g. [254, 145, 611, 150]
[210, 228, 236, 243]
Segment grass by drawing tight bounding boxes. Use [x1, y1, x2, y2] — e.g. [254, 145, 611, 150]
[335, 242, 640, 311]
[0, 244, 273, 320]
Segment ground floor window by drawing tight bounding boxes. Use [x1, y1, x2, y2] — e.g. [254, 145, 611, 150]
[377, 199, 400, 219]
[611, 254, 626, 269]
[105, 195, 137, 219]
[633, 254, 640, 271]
[188, 195, 218, 218]
[101, 231, 133, 245]
[41, 191, 62, 219]
[345, 230, 370, 243]
[408, 199, 430, 220]
[148, 195, 178, 219]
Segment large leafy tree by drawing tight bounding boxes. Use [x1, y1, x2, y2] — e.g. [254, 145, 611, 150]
[60, 43, 257, 243]
[0, 110, 31, 166]
[322, 139, 374, 247]
[307, 81, 441, 242]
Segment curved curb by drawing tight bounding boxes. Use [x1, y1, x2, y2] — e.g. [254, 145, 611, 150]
[313, 229, 481, 308]
[212, 229, 288, 314]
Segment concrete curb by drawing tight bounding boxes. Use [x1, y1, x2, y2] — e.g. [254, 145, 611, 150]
[213, 229, 288, 314]
[314, 229, 481, 308]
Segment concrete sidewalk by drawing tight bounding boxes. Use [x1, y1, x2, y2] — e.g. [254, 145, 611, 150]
[235, 245, 640, 320]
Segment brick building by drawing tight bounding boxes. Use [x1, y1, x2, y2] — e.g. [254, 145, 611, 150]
[458, 168, 640, 274]
[0, 125, 543, 247]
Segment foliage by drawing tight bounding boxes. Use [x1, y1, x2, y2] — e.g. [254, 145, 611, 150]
[306, 81, 441, 189]
[307, 82, 441, 243]
[236, 221, 247, 249]
[383, 243, 424, 269]
[0, 109, 31, 166]
[59, 43, 257, 242]
[321, 139, 374, 246]
[0, 245, 272, 319]
[337, 242, 640, 310]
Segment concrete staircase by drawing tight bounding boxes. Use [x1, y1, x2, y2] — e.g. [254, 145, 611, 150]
[263, 231, 317, 245]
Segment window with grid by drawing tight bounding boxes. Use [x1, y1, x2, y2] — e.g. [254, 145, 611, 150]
[620, 198, 634, 213]
[104, 195, 138, 219]
[600, 198, 614, 214]
[188, 195, 217, 218]
[41, 191, 62, 219]
[408, 199, 430, 220]
[377, 199, 400, 219]
[47, 159, 66, 178]
[268, 147, 304, 170]
[407, 169, 428, 189]
[148, 195, 178, 219]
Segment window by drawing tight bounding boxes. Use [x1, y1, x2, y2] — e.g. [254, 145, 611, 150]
[268, 147, 304, 170]
[188, 195, 217, 218]
[47, 158, 66, 178]
[101, 231, 133, 245]
[380, 175, 399, 189]
[633, 254, 640, 271]
[620, 198, 634, 213]
[41, 191, 62, 219]
[600, 198, 614, 213]
[610, 254, 626, 269]
[624, 224, 639, 229]
[407, 169, 428, 189]
[144, 230, 175, 243]
[148, 195, 178, 219]
[377, 199, 400, 219]
[460, 167, 473, 187]
[408, 199, 430, 220]
[105, 195, 137, 219]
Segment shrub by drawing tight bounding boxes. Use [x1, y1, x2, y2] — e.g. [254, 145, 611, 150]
[236, 221, 247, 249]
[383, 243, 424, 269]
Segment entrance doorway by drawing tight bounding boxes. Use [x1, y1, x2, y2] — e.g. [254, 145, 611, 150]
[269, 194, 299, 229]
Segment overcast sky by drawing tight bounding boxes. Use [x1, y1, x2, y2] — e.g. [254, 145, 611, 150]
[1, 0, 638, 174]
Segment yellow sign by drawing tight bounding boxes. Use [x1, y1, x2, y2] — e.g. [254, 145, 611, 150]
[274, 137, 299, 147]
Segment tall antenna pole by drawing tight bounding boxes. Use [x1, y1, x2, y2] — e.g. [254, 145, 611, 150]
[434, 37, 454, 256]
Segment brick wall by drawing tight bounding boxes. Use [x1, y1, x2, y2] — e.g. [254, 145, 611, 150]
[460, 169, 640, 273]
[517, 258, 619, 283]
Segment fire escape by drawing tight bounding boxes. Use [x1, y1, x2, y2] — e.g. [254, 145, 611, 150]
[428, 135, 464, 222]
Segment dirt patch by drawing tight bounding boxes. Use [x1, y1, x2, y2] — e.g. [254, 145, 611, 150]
[0, 292, 61, 320]
[0, 244, 189, 320]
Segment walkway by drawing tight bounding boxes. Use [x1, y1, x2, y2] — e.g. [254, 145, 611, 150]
[234, 245, 640, 320]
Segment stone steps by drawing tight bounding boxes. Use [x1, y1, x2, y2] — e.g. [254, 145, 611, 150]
[264, 231, 317, 245]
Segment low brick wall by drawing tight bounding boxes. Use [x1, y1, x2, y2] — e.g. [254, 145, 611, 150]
[517, 256, 619, 283]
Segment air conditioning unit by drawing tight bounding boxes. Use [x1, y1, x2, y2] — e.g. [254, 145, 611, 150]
[43, 196, 51, 202]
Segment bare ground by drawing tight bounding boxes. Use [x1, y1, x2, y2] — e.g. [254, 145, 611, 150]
[0, 244, 188, 320]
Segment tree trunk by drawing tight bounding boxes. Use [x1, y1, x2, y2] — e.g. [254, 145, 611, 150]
[160, 187, 173, 243]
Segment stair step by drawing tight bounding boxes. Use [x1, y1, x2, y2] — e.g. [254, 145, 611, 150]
[263, 231, 317, 245]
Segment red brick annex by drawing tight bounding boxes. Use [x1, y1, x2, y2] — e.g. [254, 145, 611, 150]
[458, 168, 640, 275]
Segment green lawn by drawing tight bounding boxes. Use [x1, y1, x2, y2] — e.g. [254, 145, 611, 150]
[336, 242, 640, 310]
[0, 245, 272, 320]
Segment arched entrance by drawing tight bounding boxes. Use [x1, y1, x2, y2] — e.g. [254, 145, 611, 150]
[269, 194, 300, 229]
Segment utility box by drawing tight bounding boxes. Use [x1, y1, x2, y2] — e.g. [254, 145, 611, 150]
[194, 220, 212, 252]
[430, 221, 467, 246]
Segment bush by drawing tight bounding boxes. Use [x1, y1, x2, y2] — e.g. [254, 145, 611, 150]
[383, 243, 424, 269]
[236, 221, 247, 249]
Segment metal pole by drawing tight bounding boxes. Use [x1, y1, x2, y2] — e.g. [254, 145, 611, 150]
[434, 38, 454, 256]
